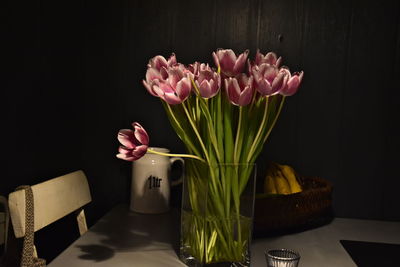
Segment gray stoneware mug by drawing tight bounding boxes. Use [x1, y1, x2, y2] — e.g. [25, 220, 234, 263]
[130, 147, 184, 214]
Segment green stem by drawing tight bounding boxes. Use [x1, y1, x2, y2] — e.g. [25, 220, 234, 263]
[261, 96, 286, 146]
[147, 149, 205, 162]
[233, 106, 243, 163]
[246, 97, 269, 162]
[182, 102, 210, 163]
[191, 80, 222, 162]
[164, 102, 203, 157]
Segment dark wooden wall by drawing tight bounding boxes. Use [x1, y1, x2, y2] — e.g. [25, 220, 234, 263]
[3, 0, 400, 262]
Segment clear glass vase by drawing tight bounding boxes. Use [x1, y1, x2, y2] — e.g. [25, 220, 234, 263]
[180, 159, 256, 267]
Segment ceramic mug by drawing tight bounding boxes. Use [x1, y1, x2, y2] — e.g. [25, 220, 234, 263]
[130, 147, 184, 214]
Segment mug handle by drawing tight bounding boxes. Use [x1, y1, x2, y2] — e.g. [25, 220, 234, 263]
[170, 157, 184, 186]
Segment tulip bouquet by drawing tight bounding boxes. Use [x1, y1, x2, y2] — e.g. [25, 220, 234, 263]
[117, 49, 303, 265]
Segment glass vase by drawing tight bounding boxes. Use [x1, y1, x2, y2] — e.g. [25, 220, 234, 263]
[180, 159, 256, 267]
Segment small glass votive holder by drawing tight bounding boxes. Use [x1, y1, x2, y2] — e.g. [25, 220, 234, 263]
[265, 248, 301, 267]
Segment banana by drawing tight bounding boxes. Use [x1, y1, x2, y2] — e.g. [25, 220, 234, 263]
[273, 169, 292, 195]
[264, 175, 277, 194]
[278, 164, 302, 194]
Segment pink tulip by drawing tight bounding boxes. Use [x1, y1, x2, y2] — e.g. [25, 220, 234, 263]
[194, 64, 221, 98]
[143, 53, 178, 97]
[251, 64, 285, 96]
[254, 50, 282, 67]
[147, 53, 177, 70]
[213, 49, 249, 77]
[278, 68, 304, 96]
[151, 65, 192, 105]
[224, 74, 254, 106]
[188, 61, 201, 76]
[143, 53, 192, 104]
[117, 122, 149, 161]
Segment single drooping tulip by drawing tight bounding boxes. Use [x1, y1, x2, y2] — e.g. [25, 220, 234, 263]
[151, 65, 192, 105]
[278, 68, 304, 96]
[254, 50, 282, 67]
[117, 122, 149, 161]
[213, 49, 249, 77]
[194, 64, 221, 98]
[224, 74, 254, 106]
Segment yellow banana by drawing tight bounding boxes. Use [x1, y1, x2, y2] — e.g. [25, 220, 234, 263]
[278, 164, 302, 194]
[273, 169, 291, 195]
[264, 175, 277, 194]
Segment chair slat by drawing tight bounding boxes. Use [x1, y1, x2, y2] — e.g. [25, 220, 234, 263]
[8, 170, 91, 238]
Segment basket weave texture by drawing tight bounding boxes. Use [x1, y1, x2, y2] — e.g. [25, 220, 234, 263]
[254, 176, 333, 235]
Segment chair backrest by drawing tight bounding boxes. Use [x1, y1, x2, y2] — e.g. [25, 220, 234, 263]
[8, 170, 91, 238]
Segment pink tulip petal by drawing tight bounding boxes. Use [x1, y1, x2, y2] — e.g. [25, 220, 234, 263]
[264, 65, 278, 83]
[233, 50, 249, 74]
[265, 52, 277, 65]
[158, 82, 175, 93]
[199, 80, 212, 98]
[257, 79, 272, 96]
[145, 68, 163, 82]
[168, 68, 184, 89]
[251, 66, 261, 81]
[238, 85, 253, 106]
[237, 74, 250, 89]
[148, 55, 168, 70]
[255, 49, 263, 65]
[189, 61, 200, 76]
[212, 52, 220, 68]
[131, 145, 148, 160]
[118, 129, 136, 149]
[216, 74, 221, 88]
[225, 78, 241, 105]
[143, 80, 158, 97]
[219, 50, 236, 74]
[133, 122, 149, 145]
[164, 92, 183, 105]
[271, 73, 285, 93]
[160, 67, 169, 80]
[177, 78, 191, 100]
[116, 153, 135, 161]
[298, 71, 304, 83]
[276, 57, 282, 67]
[118, 146, 132, 155]
[167, 53, 177, 67]
[283, 75, 301, 96]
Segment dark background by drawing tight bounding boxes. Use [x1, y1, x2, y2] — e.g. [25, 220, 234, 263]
[3, 0, 400, 262]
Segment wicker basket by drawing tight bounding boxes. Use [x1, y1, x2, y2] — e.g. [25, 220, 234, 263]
[253, 176, 333, 236]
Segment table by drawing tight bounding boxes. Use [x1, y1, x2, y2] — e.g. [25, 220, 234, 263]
[49, 205, 400, 267]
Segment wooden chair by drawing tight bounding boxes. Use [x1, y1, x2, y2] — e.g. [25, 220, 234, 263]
[7, 170, 91, 257]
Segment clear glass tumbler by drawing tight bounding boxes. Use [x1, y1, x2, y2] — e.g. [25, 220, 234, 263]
[265, 249, 300, 267]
